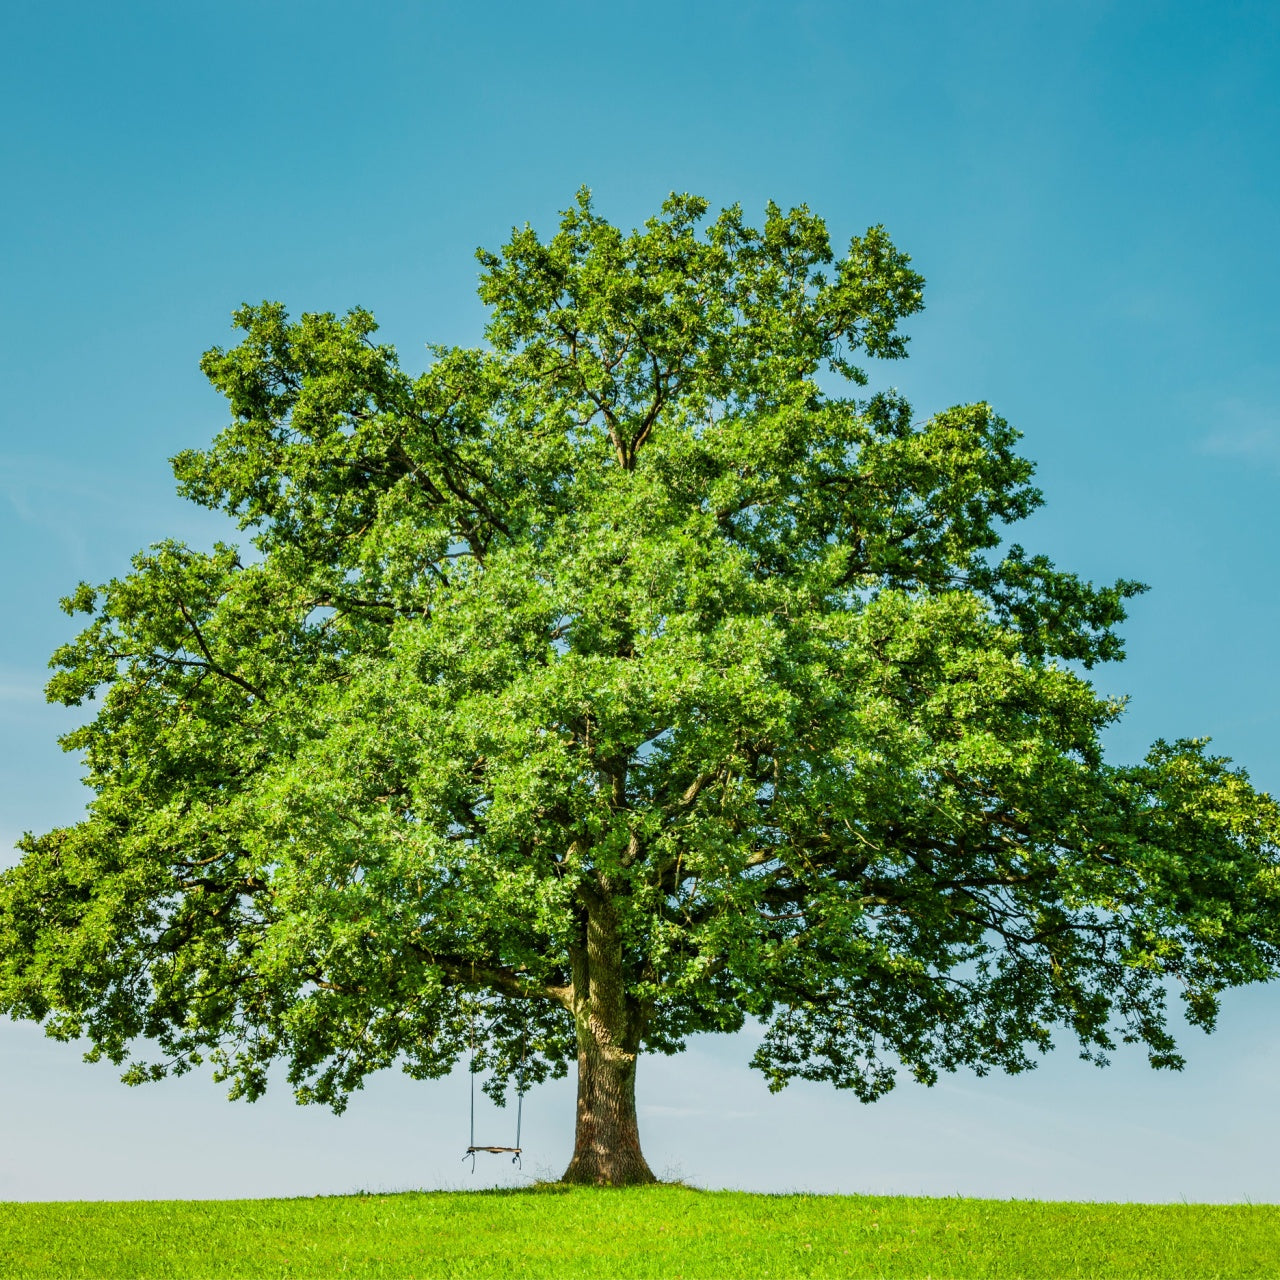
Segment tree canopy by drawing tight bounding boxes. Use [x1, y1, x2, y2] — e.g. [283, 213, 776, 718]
[4, 191, 1279, 1185]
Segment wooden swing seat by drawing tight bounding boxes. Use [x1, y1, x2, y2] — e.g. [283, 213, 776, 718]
[466, 1145, 522, 1155]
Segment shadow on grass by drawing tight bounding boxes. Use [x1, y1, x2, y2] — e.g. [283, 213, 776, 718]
[344, 1180, 706, 1200]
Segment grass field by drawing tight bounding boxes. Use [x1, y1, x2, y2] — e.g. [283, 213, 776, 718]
[1, 1184, 1276, 1279]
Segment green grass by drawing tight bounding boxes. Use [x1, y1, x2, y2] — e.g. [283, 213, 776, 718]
[1, 1185, 1276, 1279]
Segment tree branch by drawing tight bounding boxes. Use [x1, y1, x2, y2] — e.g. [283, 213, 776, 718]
[172, 599, 269, 702]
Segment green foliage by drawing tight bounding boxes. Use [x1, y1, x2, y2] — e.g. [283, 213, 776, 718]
[2, 1188, 1278, 1280]
[3, 189, 1279, 1116]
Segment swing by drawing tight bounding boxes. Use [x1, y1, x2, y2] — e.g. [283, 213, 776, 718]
[463, 1010, 526, 1171]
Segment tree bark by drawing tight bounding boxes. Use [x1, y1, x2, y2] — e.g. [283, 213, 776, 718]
[559, 897, 657, 1186]
[560, 1012, 656, 1186]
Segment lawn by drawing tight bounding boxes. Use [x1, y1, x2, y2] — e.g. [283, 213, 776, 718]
[1, 1185, 1275, 1279]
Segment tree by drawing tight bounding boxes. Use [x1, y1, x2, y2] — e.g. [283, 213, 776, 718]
[3, 192, 1279, 1187]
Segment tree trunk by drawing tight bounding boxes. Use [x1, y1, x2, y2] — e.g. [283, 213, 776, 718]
[560, 1011, 656, 1186]
[559, 900, 657, 1186]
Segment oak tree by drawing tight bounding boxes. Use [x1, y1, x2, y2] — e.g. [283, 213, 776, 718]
[4, 193, 1279, 1185]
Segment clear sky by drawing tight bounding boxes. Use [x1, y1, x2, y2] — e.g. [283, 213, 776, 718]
[2, 0, 1279, 1202]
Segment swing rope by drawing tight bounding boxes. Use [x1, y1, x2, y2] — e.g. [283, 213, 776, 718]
[464, 1006, 527, 1171]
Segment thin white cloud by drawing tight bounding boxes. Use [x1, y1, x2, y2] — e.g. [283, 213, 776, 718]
[0, 452, 237, 579]
[0, 670, 55, 718]
[0, 679, 42, 702]
[1202, 426, 1280, 461]
[1200, 399, 1280, 465]
[642, 1104, 758, 1119]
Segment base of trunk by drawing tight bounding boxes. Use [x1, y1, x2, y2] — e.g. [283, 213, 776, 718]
[560, 1146, 657, 1186]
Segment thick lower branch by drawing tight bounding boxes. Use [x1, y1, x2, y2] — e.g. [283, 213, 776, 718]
[414, 949, 572, 1007]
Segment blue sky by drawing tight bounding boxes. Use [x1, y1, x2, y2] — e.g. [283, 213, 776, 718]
[3, 0, 1279, 1200]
